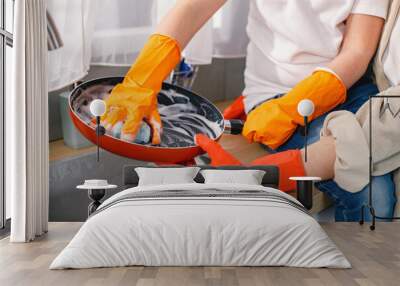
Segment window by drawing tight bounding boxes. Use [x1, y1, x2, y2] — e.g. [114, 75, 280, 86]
[0, 0, 14, 230]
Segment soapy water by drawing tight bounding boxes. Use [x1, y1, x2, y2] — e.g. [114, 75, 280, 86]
[72, 83, 224, 148]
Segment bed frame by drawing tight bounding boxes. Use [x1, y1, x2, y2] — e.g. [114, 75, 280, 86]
[122, 165, 280, 189]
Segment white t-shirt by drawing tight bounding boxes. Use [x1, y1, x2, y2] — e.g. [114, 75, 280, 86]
[383, 12, 400, 87]
[243, 0, 390, 113]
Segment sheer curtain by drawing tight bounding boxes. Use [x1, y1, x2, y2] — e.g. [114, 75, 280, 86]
[47, 0, 95, 91]
[47, 0, 249, 91]
[8, 0, 49, 242]
[91, 0, 159, 66]
[183, 0, 249, 65]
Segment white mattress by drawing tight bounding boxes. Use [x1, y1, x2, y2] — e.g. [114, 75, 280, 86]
[50, 183, 350, 269]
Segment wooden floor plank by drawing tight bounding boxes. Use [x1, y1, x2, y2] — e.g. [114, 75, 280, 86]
[3, 223, 399, 286]
[2, 222, 398, 285]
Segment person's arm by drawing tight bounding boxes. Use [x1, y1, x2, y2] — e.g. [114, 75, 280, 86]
[156, 0, 227, 48]
[300, 15, 385, 175]
[328, 14, 385, 88]
[102, 0, 226, 143]
[243, 14, 385, 149]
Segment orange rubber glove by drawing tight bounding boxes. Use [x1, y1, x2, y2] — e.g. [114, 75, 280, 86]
[223, 95, 246, 120]
[251, 150, 305, 191]
[195, 134, 242, 166]
[242, 69, 346, 149]
[101, 34, 181, 144]
[195, 134, 305, 192]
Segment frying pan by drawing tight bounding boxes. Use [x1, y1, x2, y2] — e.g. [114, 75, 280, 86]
[69, 77, 241, 164]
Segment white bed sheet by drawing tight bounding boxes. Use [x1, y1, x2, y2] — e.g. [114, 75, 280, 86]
[50, 183, 350, 269]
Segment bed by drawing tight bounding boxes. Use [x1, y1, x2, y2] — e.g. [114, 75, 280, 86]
[50, 165, 350, 269]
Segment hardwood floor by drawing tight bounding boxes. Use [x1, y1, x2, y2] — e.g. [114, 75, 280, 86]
[1, 222, 399, 286]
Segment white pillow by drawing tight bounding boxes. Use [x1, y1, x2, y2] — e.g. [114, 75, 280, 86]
[200, 169, 266, 185]
[135, 167, 200, 186]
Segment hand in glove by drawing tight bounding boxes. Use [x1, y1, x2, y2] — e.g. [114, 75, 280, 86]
[223, 95, 246, 120]
[242, 68, 346, 149]
[101, 34, 181, 144]
[195, 134, 305, 192]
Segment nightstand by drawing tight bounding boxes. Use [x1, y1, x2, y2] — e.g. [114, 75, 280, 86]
[289, 177, 322, 210]
[77, 180, 117, 216]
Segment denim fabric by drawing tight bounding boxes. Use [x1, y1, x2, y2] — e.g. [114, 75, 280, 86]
[275, 82, 396, 221]
[315, 175, 396, 221]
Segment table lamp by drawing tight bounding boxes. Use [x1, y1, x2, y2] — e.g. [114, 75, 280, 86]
[297, 99, 315, 162]
[289, 99, 320, 210]
[89, 99, 107, 162]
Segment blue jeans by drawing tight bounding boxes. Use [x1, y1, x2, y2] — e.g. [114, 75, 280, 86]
[275, 83, 396, 221]
[316, 175, 396, 221]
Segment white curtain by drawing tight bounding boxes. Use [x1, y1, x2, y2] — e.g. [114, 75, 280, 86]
[47, 0, 249, 91]
[47, 0, 95, 91]
[7, 0, 49, 242]
[91, 0, 160, 66]
[183, 0, 249, 65]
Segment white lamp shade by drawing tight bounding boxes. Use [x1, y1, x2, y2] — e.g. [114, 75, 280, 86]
[90, 99, 107, 117]
[297, 99, 315, 117]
